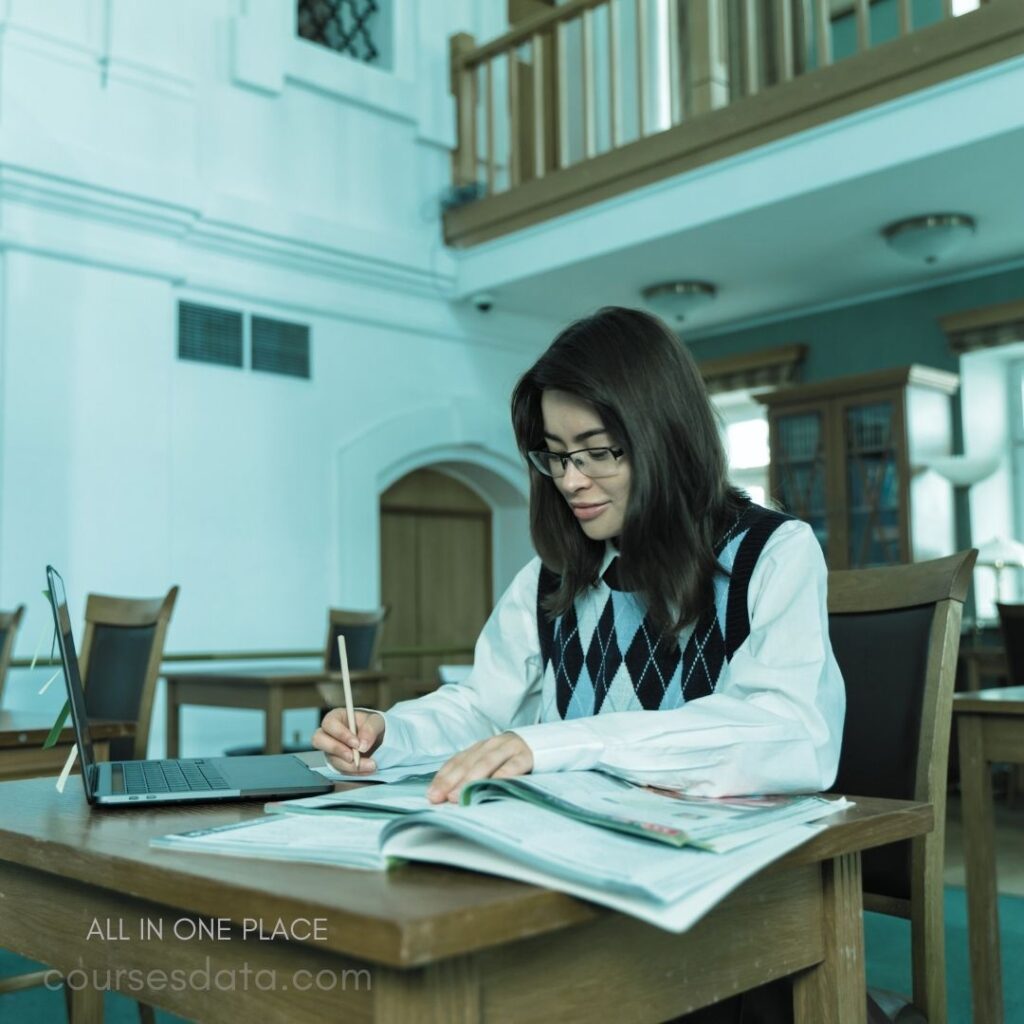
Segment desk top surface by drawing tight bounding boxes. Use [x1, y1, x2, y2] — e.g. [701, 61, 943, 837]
[162, 667, 387, 686]
[953, 685, 1024, 714]
[0, 776, 931, 968]
[0, 711, 134, 747]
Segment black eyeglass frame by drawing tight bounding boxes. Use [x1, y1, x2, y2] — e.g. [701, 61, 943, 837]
[527, 446, 627, 478]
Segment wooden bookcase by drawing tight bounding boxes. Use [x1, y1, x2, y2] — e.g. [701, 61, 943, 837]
[756, 366, 960, 569]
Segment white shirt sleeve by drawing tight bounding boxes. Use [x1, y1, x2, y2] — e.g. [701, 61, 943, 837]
[370, 558, 545, 768]
[511, 520, 846, 797]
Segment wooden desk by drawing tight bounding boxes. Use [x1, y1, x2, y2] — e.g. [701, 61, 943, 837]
[958, 643, 1009, 692]
[0, 778, 931, 1024]
[953, 684, 1024, 1024]
[0, 711, 134, 782]
[163, 667, 390, 757]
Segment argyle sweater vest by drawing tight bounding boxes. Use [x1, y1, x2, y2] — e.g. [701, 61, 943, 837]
[536, 505, 793, 721]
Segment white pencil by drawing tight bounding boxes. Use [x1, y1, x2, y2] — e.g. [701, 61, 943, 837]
[337, 635, 360, 770]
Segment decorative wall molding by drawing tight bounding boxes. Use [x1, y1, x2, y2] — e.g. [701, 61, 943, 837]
[698, 343, 807, 395]
[0, 162, 452, 295]
[0, 20, 195, 101]
[941, 299, 1024, 354]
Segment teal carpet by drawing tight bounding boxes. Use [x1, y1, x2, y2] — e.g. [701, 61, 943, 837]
[0, 888, 1020, 1022]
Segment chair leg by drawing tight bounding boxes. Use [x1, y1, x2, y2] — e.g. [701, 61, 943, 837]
[0, 969, 53, 993]
[911, 829, 947, 1024]
[64, 981, 103, 1023]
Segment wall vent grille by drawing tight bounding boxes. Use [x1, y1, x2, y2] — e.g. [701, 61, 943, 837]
[177, 302, 243, 368]
[251, 316, 311, 379]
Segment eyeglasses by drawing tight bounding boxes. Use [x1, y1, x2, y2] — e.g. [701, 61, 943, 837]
[527, 446, 626, 479]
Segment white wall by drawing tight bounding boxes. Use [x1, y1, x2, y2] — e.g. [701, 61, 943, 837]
[0, 0, 551, 756]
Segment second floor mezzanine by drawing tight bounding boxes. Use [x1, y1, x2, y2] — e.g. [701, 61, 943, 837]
[442, 0, 1024, 247]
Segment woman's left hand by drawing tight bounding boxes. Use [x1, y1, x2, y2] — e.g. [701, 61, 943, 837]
[426, 733, 534, 804]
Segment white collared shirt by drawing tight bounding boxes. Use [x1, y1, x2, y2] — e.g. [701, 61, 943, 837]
[372, 519, 845, 797]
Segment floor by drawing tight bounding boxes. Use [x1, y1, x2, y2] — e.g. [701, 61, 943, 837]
[944, 777, 1024, 896]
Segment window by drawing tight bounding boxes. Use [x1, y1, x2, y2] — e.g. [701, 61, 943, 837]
[714, 393, 770, 507]
[297, 0, 387, 66]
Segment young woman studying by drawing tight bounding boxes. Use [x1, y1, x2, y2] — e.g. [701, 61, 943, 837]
[313, 306, 845, 808]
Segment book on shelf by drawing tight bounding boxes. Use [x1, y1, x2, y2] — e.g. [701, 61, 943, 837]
[151, 771, 850, 933]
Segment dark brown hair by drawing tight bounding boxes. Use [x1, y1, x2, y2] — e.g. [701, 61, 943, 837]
[511, 306, 750, 634]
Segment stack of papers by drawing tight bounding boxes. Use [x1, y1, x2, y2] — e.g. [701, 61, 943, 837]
[151, 770, 850, 933]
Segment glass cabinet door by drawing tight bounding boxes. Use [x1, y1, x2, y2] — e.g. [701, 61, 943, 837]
[772, 410, 828, 556]
[842, 398, 904, 568]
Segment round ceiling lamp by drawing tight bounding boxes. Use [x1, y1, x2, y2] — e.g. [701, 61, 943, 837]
[881, 213, 976, 265]
[642, 281, 717, 323]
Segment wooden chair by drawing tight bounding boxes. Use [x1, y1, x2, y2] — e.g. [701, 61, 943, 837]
[79, 587, 179, 761]
[827, 549, 977, 1024]
[227, 606, 388, 756]
[994, 601, 1024, 803]
[0, 605, 25, 705]
[0, 590, 175, 1023]
[322, 607, 388, 675]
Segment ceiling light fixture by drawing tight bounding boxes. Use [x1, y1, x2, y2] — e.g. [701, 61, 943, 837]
[882, 213, 976, 265]
[641, 281, 717, 323]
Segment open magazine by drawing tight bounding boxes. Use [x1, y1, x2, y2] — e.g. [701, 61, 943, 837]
[266, 770, 843, 852]
[151, 771, 850, 932]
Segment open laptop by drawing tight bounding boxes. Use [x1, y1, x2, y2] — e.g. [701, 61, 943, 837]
[46, 565, 334, 806]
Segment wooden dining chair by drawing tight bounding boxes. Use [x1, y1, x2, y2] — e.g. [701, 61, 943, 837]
[827, 549, 977, 1024]
[994, 601, 1024, 803]
[226, 606, 388, 756]
[0, 590, 175, 1022]
[0, 605, 25, 706]
[79, 586, 179, 761]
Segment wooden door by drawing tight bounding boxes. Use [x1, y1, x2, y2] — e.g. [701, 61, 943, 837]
[379, 470, 493, 699]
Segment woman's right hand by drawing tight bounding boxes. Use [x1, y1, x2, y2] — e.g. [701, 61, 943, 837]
[313, 709, 386, 775]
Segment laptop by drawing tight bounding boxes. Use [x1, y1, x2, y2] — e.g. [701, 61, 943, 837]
[45, 565, 334, 806]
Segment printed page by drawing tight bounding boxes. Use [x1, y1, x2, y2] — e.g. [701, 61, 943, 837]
[464, 770, 846, 850]
[383, 799, 820, 902]
[383, 818, 829, 932]
[268, 779, 433, 816]
[151, 813, 391, 870]
[313, 761, 445, 784]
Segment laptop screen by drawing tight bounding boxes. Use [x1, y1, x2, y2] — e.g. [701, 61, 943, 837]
[46, 565, 97, 798]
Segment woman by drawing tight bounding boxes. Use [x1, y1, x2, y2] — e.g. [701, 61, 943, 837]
[313, 307, 844, 806]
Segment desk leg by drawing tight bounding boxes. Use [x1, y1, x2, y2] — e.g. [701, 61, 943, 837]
[166, 682, 180, 759]
[792, 852, 866, 1024]
[265, 687, 284, 755]
[373, 956, 480, 1023]
[959, 715, 1004, 1024]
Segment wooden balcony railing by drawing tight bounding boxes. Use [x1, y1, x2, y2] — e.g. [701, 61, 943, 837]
[445, 0, 1023, 246]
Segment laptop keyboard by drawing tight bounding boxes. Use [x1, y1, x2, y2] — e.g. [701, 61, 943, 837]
[120, 760, 228, 795]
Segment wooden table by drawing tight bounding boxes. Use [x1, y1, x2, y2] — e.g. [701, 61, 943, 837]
[0, 711, 134, 782]
[958, 642, 1009, 692]
[0, 777, 931, 1024]
[163, 667, 390, 757]
[954, 684, 1024, 1024]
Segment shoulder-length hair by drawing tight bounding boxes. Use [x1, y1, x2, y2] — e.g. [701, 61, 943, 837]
[511, 306, 750, 635]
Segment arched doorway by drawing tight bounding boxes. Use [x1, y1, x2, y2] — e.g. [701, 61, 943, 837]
[379, 468, 492, 697]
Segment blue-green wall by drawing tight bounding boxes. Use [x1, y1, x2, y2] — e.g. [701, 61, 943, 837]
[686, 266, 1024, 381]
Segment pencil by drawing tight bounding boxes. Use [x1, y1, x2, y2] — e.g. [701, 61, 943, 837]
[337, 635, 360, 770]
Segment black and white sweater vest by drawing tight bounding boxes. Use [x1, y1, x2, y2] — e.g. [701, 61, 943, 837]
[536, 505, 793, 721]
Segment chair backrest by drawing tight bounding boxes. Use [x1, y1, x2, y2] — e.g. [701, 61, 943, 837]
[0, 605, 26, 706]
[322, 607, 387, 672]
[79, 587, 179, 760]
[827, 549, 975, 1023]
[995, 602, 1024, 684]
